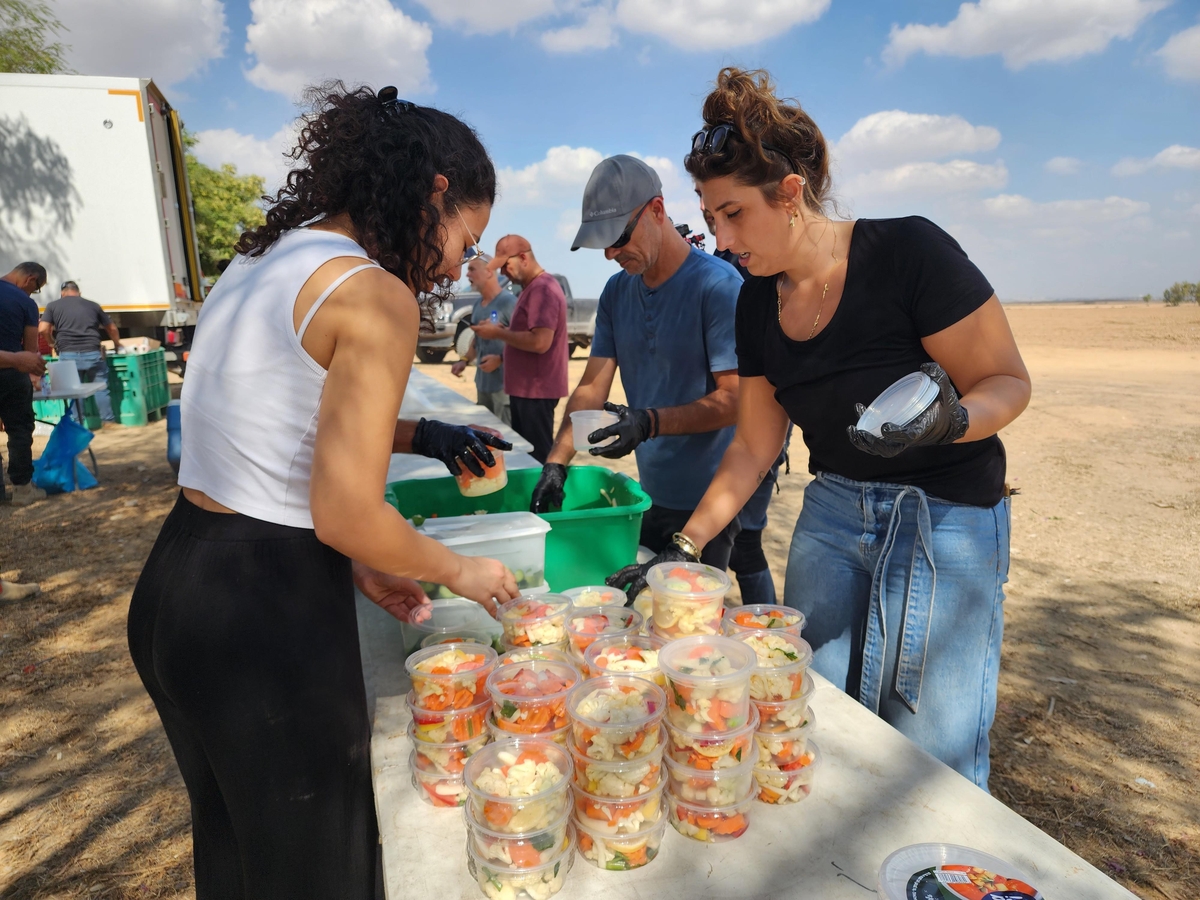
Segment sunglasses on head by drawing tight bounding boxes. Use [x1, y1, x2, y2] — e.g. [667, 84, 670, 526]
[609, 198, 655, 250]
[690, 124, 799, 175]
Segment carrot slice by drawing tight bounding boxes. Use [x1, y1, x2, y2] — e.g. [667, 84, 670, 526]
[484, 801, 513, 827]
[508, 842, 542, 868]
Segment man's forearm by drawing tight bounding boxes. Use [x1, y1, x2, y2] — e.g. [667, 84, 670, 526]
[655, 387, 739, 436]
[0, 350, 16, 370]
[500, 329, 551, 353]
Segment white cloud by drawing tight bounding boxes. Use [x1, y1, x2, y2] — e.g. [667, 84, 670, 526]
[1111, 144, 1200, 176]
[412, 0, 556, 33]
[193, 123, 303, 192]
[883, 0, 1168, 70]
[834, 110, 1000, 170]
[614, 0, 829, 50]
[983, 193, 1150, 224]
[498, 146, 606, 206]
[843, 160, 1009, 198]
[1156, 24, 1200, 81]
[1044, 156, 1082, 175]
[541, 8, 618, 53]
[55, 0, 226, 87]
[245, 0, 432, 99]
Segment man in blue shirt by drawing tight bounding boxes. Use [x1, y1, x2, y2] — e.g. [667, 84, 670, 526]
[529, 156, 743, 592]
[0, 262, 49, 505]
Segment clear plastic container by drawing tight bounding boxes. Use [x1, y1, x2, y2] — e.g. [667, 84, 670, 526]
[502, 636, 570, 656]
[487, 660, 578, 736]
[732, 632, 813, 702]
[463, 738, 573, 834]
[566, 675, 666, 762]
[723, 604, 806, 637]
[754, 740, 820, 805]
[466, 825, 574, 900]
[648, 562, 730, 638]
[499, 594, 572, 649]
[416, 512, 551, 593]
[409, 750, 469, 808]
[407, 691, 491, 744]
[405, 642, 498, 711]
[877, 842, 1043, 900]
[454, 425, 509, 497]
[488, 711, 571, 747]
[664, 743, 758, 806]
[562, 585, 629, 610]
[583, 635, 666, 686]
[571, 780, 665, 835]
[752, 674, 815, 732]
[498, 645, 578, 670]
[632, 589, 653, 628]
[666, 787, 754, 843]
[663, 704, 759, 771]
[658, 635, 756, 733]
[570, 409, 619, 452]
[464, 802, 572, 870]
[420, 629, 495, 650]
[575, 813, 667, 871]
[400, 596, 503, 654]
[569, 740, 664, 798]
[855, 371, 940, 438]
[754, 710, 816, 770]
[407, 721, 490, 777]
[565, 608, 642, 661]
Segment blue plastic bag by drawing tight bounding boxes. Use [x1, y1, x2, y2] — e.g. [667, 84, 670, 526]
[32, 415, 97, 494]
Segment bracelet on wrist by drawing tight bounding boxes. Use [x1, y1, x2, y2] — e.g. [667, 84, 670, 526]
[670, 531, 701, 560]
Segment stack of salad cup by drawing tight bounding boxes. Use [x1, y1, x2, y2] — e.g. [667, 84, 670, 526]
[647, 562, 730, 640]
[463, 737, 576, 900]
[564, 607, 642, 665]
[405, 642, 498, 808]
[498, 594, 573, 654]
[731, 630, 822, 804]
[657, 635, 759, 842]
[486, 657, 579, 746]
[564, 674, 669, 870]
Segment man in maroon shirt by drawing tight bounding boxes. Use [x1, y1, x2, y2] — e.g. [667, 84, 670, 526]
[475, 235, 568, 462]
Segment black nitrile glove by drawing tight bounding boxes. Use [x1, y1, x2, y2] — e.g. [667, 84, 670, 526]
[530, 463, 567, 513]
[411, 418, 513, 476]
[588, 402, 654, 459]
[847, 362, 970, 459]
[606, 539, 699, 604]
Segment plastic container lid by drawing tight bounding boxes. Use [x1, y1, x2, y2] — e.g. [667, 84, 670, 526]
[562, 585, 629, 609]
[877, 844, 1044, 900]
[647, 561, 731, 600]
[416, 511, 551, 547]
[723, 604, 807, 636]
[658, 635, 756, 688]
[856, 371, 940, 438]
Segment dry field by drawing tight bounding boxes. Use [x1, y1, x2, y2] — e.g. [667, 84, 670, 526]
[1, 302, 1197, 899]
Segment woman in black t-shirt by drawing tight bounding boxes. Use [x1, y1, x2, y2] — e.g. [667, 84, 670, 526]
[623, 69, 1031, 790]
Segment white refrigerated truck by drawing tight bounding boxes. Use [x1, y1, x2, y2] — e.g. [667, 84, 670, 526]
[0, 73, 204, 347]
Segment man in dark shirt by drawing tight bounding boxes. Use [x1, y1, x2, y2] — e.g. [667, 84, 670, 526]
[0, 262, 49, 504]
[40, 281, 121, 422]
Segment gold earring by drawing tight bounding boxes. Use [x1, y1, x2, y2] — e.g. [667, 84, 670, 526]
[789, 211, 796, 228]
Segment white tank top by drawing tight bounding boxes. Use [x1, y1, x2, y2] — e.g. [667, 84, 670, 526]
[178, 228, 381, 528]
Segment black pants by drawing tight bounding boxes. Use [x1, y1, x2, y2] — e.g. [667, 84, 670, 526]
[509, 395, 558, 464]
[640, 503, 741, 570]
[0, 368, 35, 486]
[127, 495, 377, 900]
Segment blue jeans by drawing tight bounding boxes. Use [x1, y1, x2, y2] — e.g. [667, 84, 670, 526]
[58, 351, 114, 422]
[784, 471, 1010, 788]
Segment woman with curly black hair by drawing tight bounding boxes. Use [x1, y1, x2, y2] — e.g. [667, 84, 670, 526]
[126, 84, 518, 898]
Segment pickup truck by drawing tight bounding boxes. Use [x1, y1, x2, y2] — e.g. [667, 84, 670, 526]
[416, 274, 599, 364]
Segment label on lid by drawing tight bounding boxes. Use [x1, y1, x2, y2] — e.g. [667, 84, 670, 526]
[905, 865, 1041, 900]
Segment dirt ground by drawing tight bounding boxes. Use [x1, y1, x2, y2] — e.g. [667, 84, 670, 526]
[1, 302, 1198, 899]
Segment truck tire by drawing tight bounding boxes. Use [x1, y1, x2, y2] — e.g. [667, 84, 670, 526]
[416, 347, 447, 364]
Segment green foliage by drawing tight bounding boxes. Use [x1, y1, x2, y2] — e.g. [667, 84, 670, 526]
[0, 0, 70, 74]
[184, 136, 266, 277]
[1162, 281, 1199, 306]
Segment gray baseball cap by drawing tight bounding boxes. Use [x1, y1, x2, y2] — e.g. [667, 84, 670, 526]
[571, 155, 662, 251]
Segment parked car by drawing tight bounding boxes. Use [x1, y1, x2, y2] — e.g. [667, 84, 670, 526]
[416, 274, 598, 363]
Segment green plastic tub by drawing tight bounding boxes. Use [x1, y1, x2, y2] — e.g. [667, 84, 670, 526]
[385, 465, 651, 590]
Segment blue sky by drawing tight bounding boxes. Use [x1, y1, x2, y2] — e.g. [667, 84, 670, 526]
[54, 0, 1200, 299]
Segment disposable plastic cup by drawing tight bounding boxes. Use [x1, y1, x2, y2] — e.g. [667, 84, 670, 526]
[753, 710, 816, 769]
[499, 595, 572, 649]
[666, 787, 754, 843]
[569, 740, 664, 798]
[663, 705, 759, 770]
[404, 642, 498, 711]
[407, 692, 491, 744]
[488, 711, 570, 747]
[876, 842, 1043, 900]
[855, 372, 939, 438]
[406, 721, 490, 777]
[502, 636, 570, 656]
[664, 743, 758, 807]
[754, 741, 820, 805]
[566, 675, 666, 762]
[648, 562, 730, 639]
[583, 634, 666, 687]
[454, 424, 509, 497]
[722, 604, 806, 637]
[752, 675, 815, 733]
[465, 824, 574, 900]
[632, 589, 653, 629]
[575, 813, 667, 871]
[487, 659, 579, 736]
[571, 780, 665, 835]
[562, 585, 629, 610]
[497, 645, 578, 671]
[731, 632, 813, 702]
[565, 608, 642, 661]
[463, 738, 573, 834]
[420, 629, 495, 650]
[464, 802, 572, 870]
[658, 635, 756, 733]
[570, 409, 619, 452]
[409, 750, 468, 808]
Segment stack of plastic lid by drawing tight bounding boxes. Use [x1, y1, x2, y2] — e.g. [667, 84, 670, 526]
[583, 634, 667, 687]
[647, 562, 730, 640]
[564, 607, 642, 665]
[731, 631, 820, 805]
[562, 584, 629, 610]
[658, 636, 758, 842]
[878, 844, 1044, 900]
[499, 594, 572, 653]
[405, 642, 497, 808]
[486, 658, 579, 745]
[565, 675, 669, 870]
[855, 371, 940, 438]
[722, 604, 807, 637]
[463, 737, 576, 899]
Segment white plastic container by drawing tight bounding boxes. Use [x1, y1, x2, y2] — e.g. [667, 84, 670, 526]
[855, 372, 940, 437]
[570, 409, 619, 452]
[877, 843, 1044, 899]
[416, 512, 552, 593]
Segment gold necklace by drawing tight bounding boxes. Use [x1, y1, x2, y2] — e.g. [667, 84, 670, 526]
[777, 224, 838, 340]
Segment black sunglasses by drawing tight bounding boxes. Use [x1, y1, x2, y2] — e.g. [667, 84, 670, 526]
[609, 200, 653, 250]
[690, 124, 799, 175]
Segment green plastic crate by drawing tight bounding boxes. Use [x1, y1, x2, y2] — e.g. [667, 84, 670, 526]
[385, 465, 651, 590]
[33, 395, 102, 431]
[107, 349, 168, 426]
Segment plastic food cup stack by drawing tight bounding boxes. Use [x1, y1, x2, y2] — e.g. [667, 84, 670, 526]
[748, 669, 818, 805]
[406, 689, 493, 809]
[731, 631, 814, 702]
[564, 608, 642, 663]
[722, 603, 807, 637]
[647, 562, 730, 640]
[487, 659, 579, 739]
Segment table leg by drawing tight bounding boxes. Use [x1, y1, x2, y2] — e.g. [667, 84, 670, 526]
[67, 398, 100, 480]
